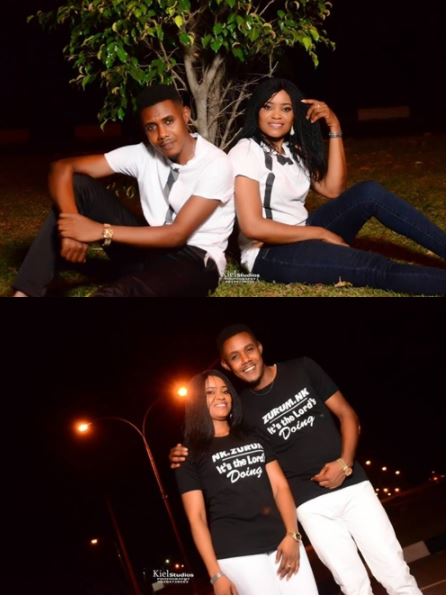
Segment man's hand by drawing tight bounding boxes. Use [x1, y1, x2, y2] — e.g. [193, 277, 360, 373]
[58, 213, 103, 243]
[169, 443, 188, 469]
[213, 575, 238, 595]
[275, 535, 300, 579]
[60, 237, 89, 263]
[311, 460, 347, 489]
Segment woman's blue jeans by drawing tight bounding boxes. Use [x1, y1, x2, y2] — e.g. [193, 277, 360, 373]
[253, 181, 445, 295]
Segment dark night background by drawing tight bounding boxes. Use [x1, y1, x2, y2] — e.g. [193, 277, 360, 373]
[0, 0, 445, 141]
[1, 298, 445, 594]
[0, 0, 445, 594]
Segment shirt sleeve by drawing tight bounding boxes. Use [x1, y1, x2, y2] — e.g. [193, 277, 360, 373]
[260, 438, 278, 464]
[192, 153, 233, 203]
[302, 357, 339, 401]
[245, 431, 278, 463]
[228, 139, 265, 182]
[104, 143, 150, 177]
[174, 455, 203, 494]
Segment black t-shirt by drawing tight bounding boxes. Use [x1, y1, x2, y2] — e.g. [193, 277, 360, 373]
[175, 432, 285, 559]
[240, 357, 367, 506]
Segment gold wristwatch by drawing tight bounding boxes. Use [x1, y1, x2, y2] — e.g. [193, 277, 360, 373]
[337, 458, 353, 476]
[102, 223, 113, 247]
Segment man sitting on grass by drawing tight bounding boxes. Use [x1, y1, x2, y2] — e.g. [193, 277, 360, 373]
[12, 84, 234, 297]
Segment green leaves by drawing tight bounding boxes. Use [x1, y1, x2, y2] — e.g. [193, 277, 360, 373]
[29, 0, 334, 129]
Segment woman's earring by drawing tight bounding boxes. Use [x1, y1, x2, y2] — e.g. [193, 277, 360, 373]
[290, 125, 295, 136]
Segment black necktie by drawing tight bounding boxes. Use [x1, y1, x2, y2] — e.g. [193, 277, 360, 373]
[163, 168, 179, 224]
[276, 153, 293, 166]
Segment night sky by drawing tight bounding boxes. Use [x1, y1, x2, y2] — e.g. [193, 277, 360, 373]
[1, 0, 445, 135]
[1, 298, 445, 594]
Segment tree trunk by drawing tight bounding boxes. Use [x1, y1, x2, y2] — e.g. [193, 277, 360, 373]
[184, 51, 226, 145]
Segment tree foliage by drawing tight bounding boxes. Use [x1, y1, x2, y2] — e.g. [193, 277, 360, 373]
[32, 0, 333, 148]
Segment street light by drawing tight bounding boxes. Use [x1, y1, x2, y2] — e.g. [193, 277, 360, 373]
[74, 390, 191, 574]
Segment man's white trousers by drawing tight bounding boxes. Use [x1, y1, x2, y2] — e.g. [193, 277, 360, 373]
[297, 480, 421, 595]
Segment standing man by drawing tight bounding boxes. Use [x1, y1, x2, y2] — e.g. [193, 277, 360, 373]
[12, 84, 234, 297]
[171, 324, 421, 595]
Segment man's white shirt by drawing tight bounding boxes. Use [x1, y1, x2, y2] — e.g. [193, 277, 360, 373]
[105, 134, 234, 276]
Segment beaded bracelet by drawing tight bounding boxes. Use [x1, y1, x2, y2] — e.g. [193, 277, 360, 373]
[328, 131, 343, 138]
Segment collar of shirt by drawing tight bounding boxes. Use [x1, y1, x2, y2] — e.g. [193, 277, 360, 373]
[259, 139, 294, 165]
[167, 133, 202, 172]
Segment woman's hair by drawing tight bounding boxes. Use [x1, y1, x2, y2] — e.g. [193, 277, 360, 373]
[184, 369, 243, 453]
[238, 77, 327, 181]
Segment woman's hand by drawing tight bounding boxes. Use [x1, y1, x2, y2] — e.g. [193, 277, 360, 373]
[301, 98, 341, 132]
[58, 213, 103, 243]
[308, 226, 349, 247]
[275, 535, 300, 579]
[319, 228, 349, 247]
[213, 575, 239, 595]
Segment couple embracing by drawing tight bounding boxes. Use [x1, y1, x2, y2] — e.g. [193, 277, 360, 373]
[169, 324, 422, 595]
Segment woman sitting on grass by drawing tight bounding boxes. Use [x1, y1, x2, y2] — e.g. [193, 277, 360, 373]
[228, 78, 445, 295]
[175, 370, 318, 595]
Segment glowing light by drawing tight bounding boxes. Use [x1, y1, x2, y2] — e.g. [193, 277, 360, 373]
[383, 488, 389, 493]
[75, 420, 92, 434]
[90, 538, 99, 545]
[365, 460, 372, 466]
[177, 386, 188, 398]
[394, 470, 400, 475]
[381, 466, 387, 472]
[165, 559, 170, 564]
[394, 488, 400, 492]
[174, 563, 180, 569]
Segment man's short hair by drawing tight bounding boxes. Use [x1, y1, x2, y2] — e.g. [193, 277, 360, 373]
[216, 324, 258, 356]
[136, 84, 182, 112]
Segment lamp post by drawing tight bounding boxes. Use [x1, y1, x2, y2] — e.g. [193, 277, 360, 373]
[105, 496, 142, 595]
[75, 390, 191, 575]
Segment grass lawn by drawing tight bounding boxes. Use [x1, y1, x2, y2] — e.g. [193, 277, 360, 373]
[0, 133, 445, 297]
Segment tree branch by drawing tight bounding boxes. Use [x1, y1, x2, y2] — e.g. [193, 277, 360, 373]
[258, 0, 277, 17]
[220, 81, 251, 147]
[155, 48, 186, 90]
[221, 126, 243, 151]
[184, 50, 200, 95]
[203, 54, 225, 92]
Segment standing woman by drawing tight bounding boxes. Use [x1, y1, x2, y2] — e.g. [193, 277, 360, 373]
[175, 370, 318, 595]
[228, 78, 445, 295]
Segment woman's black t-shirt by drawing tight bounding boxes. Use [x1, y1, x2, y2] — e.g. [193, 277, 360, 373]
[175, 432, 285, 559]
